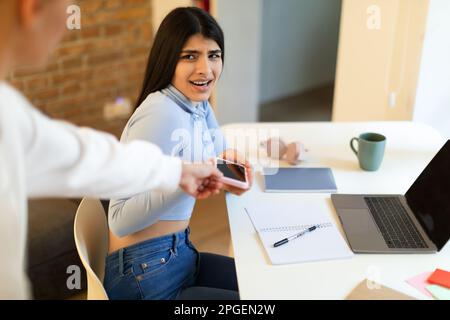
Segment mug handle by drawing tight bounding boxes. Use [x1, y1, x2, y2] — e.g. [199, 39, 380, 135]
[350, 137, 359, 156]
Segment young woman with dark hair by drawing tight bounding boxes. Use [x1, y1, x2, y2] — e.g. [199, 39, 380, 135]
[104, 7, 253, 300]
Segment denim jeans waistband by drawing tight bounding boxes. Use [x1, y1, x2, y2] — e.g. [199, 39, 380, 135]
[106, 228, 191, 267]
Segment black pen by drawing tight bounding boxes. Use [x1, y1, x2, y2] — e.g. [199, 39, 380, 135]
[273, 225, 318, 248]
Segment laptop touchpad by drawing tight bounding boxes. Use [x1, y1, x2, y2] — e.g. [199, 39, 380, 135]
[339, 209, 387, 252]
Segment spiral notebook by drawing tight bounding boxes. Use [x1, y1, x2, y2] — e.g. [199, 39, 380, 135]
[245, 197, 353, 265]
[263, 168, 337, 193]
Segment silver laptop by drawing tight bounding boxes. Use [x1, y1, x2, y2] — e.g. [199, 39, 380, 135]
[332, 140, 450, 253]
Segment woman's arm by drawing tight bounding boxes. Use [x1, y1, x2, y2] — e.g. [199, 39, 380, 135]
[108, 103, 189, 237]
[108, 188, 185, 237]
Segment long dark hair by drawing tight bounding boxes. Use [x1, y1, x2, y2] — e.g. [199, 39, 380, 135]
[134, 7, 225, 110]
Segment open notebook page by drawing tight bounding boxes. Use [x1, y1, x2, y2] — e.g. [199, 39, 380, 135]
[246, 197, 354, 265]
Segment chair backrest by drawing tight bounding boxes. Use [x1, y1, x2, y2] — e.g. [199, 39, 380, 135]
[74, 198, 109, 300]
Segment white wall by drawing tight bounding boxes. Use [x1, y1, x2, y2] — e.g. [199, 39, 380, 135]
[215, 0, 263, 124]
[260, 0, 341, 104]
[151, 0, 192, 34]
[414, 0, 450, 139]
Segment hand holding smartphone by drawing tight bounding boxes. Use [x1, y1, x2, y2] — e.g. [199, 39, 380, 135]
[216, 158, 250, 190]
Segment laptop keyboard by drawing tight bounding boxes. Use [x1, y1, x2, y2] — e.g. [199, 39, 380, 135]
[364, 197, 428, 249]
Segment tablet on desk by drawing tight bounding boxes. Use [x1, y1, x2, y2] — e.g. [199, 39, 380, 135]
[263, 167, 337, 193]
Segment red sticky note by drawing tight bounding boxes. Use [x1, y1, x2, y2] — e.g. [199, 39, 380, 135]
[427, 269, 450, 289]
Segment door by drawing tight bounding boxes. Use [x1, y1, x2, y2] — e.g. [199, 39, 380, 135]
[332, 0, 430, 121]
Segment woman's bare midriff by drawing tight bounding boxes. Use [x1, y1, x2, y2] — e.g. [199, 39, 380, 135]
[108, 220, 190, 254]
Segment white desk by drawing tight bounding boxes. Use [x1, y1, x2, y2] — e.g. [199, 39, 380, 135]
[222, 121, 449, 300]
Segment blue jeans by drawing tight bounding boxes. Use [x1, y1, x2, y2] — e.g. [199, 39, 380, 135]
[104, 228, 239, 300]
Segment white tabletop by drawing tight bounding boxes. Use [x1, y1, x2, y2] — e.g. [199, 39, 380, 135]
[222, 121, 449, 300]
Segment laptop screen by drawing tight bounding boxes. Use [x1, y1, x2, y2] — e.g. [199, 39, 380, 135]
[406, 140, 450, 251]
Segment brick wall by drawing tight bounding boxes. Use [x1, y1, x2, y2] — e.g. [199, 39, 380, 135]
[8, 0, 153, 137]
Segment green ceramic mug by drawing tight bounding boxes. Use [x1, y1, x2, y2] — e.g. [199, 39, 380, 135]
[350, 133, 386, 171]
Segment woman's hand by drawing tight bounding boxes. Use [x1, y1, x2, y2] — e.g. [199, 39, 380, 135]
[219, 149, 253, 196]
[180, 163, 224, 199]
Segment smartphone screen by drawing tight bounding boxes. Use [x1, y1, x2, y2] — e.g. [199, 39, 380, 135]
[217, 162, 247, 182]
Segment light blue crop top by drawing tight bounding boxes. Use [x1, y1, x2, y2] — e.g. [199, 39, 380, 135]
[108, 85, 227, 237]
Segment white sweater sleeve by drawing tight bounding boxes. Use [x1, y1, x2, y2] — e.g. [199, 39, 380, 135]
[20, 100, 182, 199]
